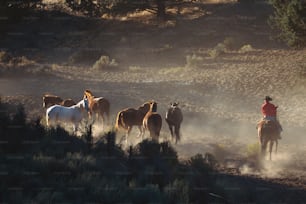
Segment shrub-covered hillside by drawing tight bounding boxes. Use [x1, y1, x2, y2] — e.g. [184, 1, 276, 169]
[1, 100, 306, 203]
[0, 100, 220, 203]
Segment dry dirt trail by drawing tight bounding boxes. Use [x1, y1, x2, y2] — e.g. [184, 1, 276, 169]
[1, 0, 306, 192]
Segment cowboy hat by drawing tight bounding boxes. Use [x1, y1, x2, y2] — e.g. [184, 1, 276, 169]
[265, 96, 273, 101]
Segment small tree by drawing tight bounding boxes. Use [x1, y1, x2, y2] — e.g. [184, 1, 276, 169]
[268, 0, 306, 47]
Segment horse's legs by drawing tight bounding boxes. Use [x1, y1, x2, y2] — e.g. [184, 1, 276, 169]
[174, 125, 181, 144]
[106, 111, 110, 126]
[168, 124, 174, 140]
[73, 123, 78, 133]
[99, 112, 105, 130]
[126, 126, 133, 145]
[137, 126, 144, 140]
[275, 140, 278, 154]
[269, 141, 274, 161]
[92, 112, 97, 125]
[258, 128, 265, 158]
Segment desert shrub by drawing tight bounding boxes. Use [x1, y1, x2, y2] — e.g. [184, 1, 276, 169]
[268, 0, 306, 47]
[245, 143, 260, 159]
[92, 55, 119, 71]
[0, 100, 227, 203]
[223, 37, 236, 50]
[239, 44, 254, 53]
[208, 43, 226, 59]
[0, 51, 12, 63]
[127, 140, 179, 189]
[68, 49, 104, 65]
[185, 154, 216, 203]
[164, 179, 189, 204]
[185, 53, 203, 68]
[130, 184, 162, 204]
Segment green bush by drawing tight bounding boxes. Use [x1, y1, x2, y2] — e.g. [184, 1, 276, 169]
[268, 0, 306, 47]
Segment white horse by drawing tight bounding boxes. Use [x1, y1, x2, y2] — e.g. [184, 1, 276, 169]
[46, 99, 89, 132]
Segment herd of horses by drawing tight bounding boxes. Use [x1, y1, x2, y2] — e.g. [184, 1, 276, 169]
[43, 90, 279, 160]
[43, 90, 183, 145]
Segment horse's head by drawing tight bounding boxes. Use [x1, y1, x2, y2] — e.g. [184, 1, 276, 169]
[84, 89, 95, 99]
[83, 98, 89, 112]
[170, 102, 180, 109]
[149, 101, 158, 112]
[138, 101, 152, 114]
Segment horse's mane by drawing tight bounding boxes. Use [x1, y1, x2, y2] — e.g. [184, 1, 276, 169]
[151, 102, 157, 112]
[84, 90, 95, 102]
[84, 89, 94, 97]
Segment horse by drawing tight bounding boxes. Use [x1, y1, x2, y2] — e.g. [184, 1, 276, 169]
[165, 102, 183, 144]
[43, 94, 63, 108]
[143, 101, 162, 141]
[60, 98, 76, 107]
[257, 119, 280, 160]
[43, 94, 76, 108]
[83, 90, 110, 129]
[46, 99, 89, 133]
[115, 101, 151, 144]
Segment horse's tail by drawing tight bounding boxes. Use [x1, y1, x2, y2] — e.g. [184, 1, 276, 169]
[115, 111, 123, 131]
[46, 108, 50, 126]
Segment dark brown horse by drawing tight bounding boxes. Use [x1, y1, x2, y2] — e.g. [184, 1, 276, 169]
[42, 94, 63, 108]
[165, 102, 183, 144]
[115, 102, 151, 144]
[61, 98, 76, 107]
[257, 120, 280, 160]
[83, 90, 110, 129]
[143, 101, 162, 141]
[43, 94, 76, 108]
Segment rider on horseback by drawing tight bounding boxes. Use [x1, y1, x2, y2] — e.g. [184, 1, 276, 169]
[260, 96, 282, 139]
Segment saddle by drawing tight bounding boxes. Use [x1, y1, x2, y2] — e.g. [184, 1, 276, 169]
[257, 119, 277, 129]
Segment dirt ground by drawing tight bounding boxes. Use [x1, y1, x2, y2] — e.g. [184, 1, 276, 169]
[1, 0, 306, 194]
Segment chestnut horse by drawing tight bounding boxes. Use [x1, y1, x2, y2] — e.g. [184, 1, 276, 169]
[115, 101, 151, 144]
[143, 101, 162, 141]
[257, 120, 280, 160]
[165, 102, 183, 144]
[83, 90, 110, 129]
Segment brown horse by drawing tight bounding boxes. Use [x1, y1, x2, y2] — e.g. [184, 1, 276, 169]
[115, 102, 151, 144]
[42, 94, 63, 108]
[43, 94, 76, 108]
[165, 102, 183, 144]
[143, 101, 162, 141]
[83, 90, 110, 129]
[257, 120, 280, 160]
[60, 98, 76, 107]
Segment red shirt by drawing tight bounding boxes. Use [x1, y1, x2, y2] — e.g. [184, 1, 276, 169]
[261, 101, 277, 117]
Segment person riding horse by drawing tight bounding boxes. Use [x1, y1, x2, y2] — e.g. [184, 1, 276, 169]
[260, 96, 282, 139]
